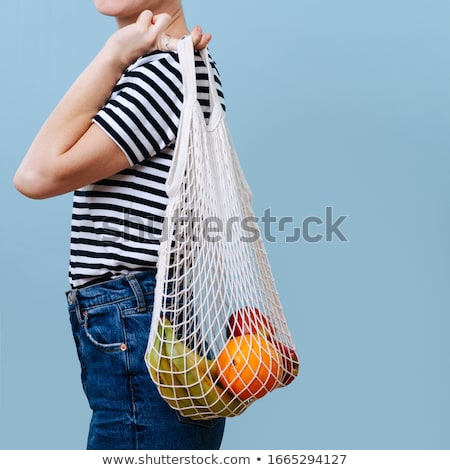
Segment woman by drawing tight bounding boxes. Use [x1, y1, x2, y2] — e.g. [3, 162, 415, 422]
[14, 0, 226, 450]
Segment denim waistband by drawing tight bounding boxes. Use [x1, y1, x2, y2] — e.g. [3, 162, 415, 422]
[66, 270, 157, 313]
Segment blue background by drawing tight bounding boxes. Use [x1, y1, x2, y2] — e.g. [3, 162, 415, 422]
[1, 0, 450, 450]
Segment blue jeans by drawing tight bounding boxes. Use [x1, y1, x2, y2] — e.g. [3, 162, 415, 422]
[66, 271, 225, 450]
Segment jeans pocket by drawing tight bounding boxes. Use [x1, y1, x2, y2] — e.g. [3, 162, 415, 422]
[176, 411, 225, 429]
[83, 303, 125, 352]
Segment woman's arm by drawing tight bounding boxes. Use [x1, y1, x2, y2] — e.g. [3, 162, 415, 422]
[14, 11, 209, 199]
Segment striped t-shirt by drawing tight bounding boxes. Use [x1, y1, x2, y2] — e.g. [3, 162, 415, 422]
[69, 49, 225, 289]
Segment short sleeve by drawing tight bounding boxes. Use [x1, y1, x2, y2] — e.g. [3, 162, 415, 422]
[93, 51, 183, 166]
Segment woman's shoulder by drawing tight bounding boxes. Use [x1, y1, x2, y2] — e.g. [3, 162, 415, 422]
[125, 50, 181, 74]
[116, 48, 225, 110]
[125, 49, 220, 74]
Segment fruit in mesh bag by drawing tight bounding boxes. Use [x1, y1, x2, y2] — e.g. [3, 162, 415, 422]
[271, 338, 300, 386]
[216, 333, 282, 400]
[226, 307, 275, 338]
[147, 317, 249, 419]
[226, 307, 300, 387]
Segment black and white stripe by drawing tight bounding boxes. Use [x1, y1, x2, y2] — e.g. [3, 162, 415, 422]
[69, 50, 225, 288]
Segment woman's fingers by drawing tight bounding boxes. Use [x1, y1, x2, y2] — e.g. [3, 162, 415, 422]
[190, 25, 212, 50]
[136, 12, 212, 52]
[149, 13, 172, 40]
[157, 33, 177, 51]
[136, 10, 172, 44]
[158, 30, 212, 52]
[151, 13, 172, 34]
[190, 25, 202, 46]
[196, 32, 212, 50]
[136, 9, 154, 28]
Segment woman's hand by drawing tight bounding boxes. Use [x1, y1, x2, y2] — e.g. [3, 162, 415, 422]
[105, 10, 211, 71]
[14, 9, 213, 199]
[161, 25, 212, 52]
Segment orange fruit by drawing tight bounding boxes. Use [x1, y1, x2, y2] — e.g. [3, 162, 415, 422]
[216, 333, 282, 400]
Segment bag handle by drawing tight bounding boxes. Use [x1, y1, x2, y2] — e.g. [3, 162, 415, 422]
[199, 48, 221, 111]
[166, 36, 225, 197]
[177, 36, 197, 106]
[177, 36, 222, 115]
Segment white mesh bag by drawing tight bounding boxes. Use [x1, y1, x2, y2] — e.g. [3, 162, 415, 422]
[145, 37, 299, 420]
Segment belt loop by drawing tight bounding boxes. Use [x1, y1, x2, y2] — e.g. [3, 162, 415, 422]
[126, 273, 147, 312]
[67, 290, 83, 325]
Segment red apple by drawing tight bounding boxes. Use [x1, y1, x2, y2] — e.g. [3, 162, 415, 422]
[271, 339, 300, 387]
[227, 307, 275, 339]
